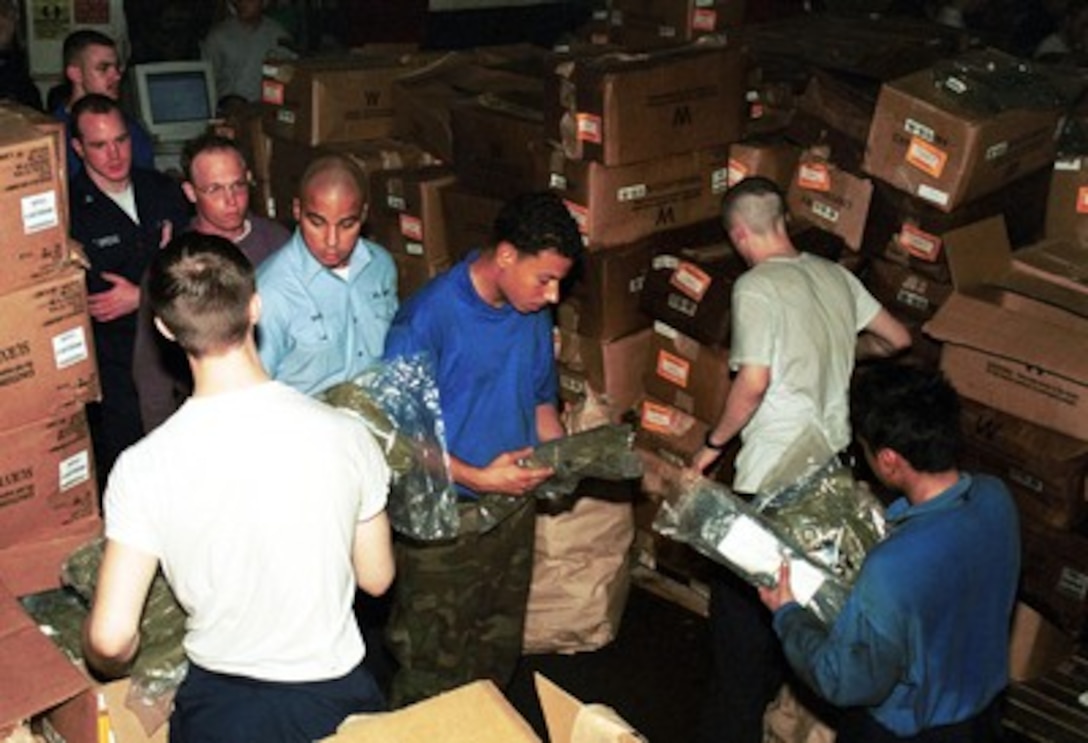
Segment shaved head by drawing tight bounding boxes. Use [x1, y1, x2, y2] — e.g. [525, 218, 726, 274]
[299, 154, 367, 205]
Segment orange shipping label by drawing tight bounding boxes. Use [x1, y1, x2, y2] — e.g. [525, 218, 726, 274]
[261, 80, 285, 106]
[905, 137, 948, 179]
[399, 214, 424, 242]
[670, 261, 711, 301]
[640, 400, 678, 434]
[576, 113, 603, 144]
[898, 223, 942, 262]
[1077, 186, 1088, 214]
[727, 158, 749, 188]
[656, 350, 691, 388]
[796, 162, 831, 192]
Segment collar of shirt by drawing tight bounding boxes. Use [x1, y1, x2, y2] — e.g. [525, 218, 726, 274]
[288, 229, 375, 285]
[885, 472, 973, 526]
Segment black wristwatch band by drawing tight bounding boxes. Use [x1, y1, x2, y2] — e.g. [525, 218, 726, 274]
[704, 430, 727, 451]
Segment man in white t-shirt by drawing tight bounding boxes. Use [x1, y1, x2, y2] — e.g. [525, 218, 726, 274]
[202, 0, 295, 104]
[83, 231, 395, 743]
[691, 176, 911, 743]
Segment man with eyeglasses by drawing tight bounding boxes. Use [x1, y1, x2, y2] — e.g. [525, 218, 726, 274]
[67, 94, 190, 491]
[53, 29, 154, 178]
[132, 133, 289, 432]
[255, 153, 397, 397]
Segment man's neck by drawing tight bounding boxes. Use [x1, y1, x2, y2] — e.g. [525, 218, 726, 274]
[904, 469, 961, 506]
[190, 342, 269, 397]
[468, 253, 504, 307]
[89, 171, 132, 195]
[195, 216, 250, 243]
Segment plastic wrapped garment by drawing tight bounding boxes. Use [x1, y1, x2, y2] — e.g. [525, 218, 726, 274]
[323, 354, 459, 542]
[654, 471, 853, 624]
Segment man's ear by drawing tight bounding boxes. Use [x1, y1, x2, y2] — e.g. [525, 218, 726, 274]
[181, 181, 197, 205]
[248, 293, 262, 325]
[71, 133, 84, 161]
[292, 197, 301, 224]
[495, 241, 517, 268]
[153, 316, 176, 342]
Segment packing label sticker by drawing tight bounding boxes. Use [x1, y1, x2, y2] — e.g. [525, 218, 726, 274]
[387, 194, 406, 211]
[904, 117, 936, 143]
[671, 261, 711, 301]
[58, 450, 90, 491]
[985, 141, 1009, 161]
[906, 137, 947, 178]
[916, 184, 949, 207]
[576, 113, 603, 144]
[657, 24, 677, 38]
[711, 166, 730, 194]
[727, 158, 749, 188]
[405, 242, 424, 256]
[262, 79, 285, 106]
[656, 349, 691, 388]
[53, 326, 89, 370]
[811, 199, 839, 224]
[1055, 157, 1083, 172]
[1056, 566, 1088, 601]
[617, 183, 647, 202]
[898, 223, 942, 262]
[22, 190, 59, 234]
[559, 370, 585, 397]
[276, 109, 296, 126]
[692, 9, 717, 30]
[1078, 186, 1088, 213]
[640, 399, 693, 435]
[797, 162, 831, 192]
[399, 214, 423, 241]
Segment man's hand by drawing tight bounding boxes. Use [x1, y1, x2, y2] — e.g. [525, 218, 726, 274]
[691, 445, 723, 475]
[475, 447, 555, 496]
[158, 220, 173, 249]
[758, 560, 797, 612]
[88, 273, 140, 322]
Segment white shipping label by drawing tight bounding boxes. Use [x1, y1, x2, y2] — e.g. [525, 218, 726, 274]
[916, 184, 950, 207]
[58, 450, 91, 491]
[22, 191, 59, 234]
[53, 327, 90, 370]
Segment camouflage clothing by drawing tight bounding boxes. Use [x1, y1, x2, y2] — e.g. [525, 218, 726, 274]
[385, 495, 536, 707]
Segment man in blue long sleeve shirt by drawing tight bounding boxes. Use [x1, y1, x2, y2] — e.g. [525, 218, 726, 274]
[256, 154, 397, 396]
[759, 363, 1020, 743]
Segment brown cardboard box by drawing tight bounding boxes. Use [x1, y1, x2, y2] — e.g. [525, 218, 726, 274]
[392, 51, 543, 163]
[727, 138, 802, 193]
[0, 265, 100, 430]
[0, 516, 102, 597]
[450, 87, 549, 199]
[959, 399, 1088, 531]
[261, 52, 437, 145]
[547, 40, 746, 166]
[866, 256, 953, 323]
[369, 166, 457, 262]
[0, 110, 69, 296]
[1046, 155, 1088, 248]
[640, 239, 743, 347]
[1020, 518, 1088, 640]
[548, 143, 730, 249]
[862, 56, 1063, 213]
[923, 217, 1088, 440]
[392, 253, 450, 303]
[786, 149, 874, 251]
[642, 322, 731, 424]
[634, 397, 710, 466]
[1008, 601, 1076, 683]
[0, 409, 98, 550]
[560, 238, 654, 341]
[608, 0, 747, 50]
[555, 327, 652, 417]
[439, 182, 505, 264]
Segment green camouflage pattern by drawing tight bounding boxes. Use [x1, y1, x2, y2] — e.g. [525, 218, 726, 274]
[385, 495, 536, 708]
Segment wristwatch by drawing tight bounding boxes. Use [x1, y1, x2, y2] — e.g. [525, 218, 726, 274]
[703, 430, 727, 451]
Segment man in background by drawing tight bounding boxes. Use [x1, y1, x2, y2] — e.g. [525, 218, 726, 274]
[760, 363, 1019, 743]
[132, 133, 289, 432]
[84, 231, 394, 743]
[382, 191, 582, 707]
[692, 176, 911, 743]
[53, 29, 154, 176]
[202, 0, 295, 106]
[256, 153, 397, 396]
[68, 93, 190, 490]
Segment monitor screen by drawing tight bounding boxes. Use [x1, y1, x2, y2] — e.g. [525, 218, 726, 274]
[146, 71, 213, 124]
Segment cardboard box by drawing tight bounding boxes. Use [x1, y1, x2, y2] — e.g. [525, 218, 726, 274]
[0, 265, 100, 430]
[556, 327, 652, 417]
[392, 253, 450, 303]
[608, 0, 747, 49]
[547, 40, 746, 166]
[1020, 518, 1088, 640]
[727, 138, 802, 193]
[786, 148, 873, 251]
[923, 217, 1088, 440]
[369, 166, 457, 263]
[438, 183, 504, 265]
[0, 409, 98, 550]
[560, 238, 654, 341]
[960, 399, 1088, 531]
[548, 143, 730, 249]
[640, 239, 743, 347]
[0, 516, 102, 597]
[262, 52, 436, 145]
[1008, 601, 1076, 683]
[634, 397, 710, 466]
[865, 256, 953, 323]
[322, 674, 641, 743]
[0, 109, 69, 296]
[862, 54, 1063, 212]
[450, 86, 549, 199]
[1046, 155, 1088, 248]
[642, 322, 731, 424]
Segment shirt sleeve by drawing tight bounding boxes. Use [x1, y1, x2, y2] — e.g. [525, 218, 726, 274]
[841, 267, 882, 331]
[729, 277, 777, 370]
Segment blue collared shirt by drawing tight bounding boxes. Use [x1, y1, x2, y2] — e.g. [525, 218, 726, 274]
[256, 230, 397, 396]
[772, 473, 1020, 736]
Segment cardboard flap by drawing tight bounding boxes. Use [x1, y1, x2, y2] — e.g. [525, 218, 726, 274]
[535, 674, 642, 743]
[923, 291, 1088, 384]
[0, 582, 89, 731]
[942, 215, 1013, 291]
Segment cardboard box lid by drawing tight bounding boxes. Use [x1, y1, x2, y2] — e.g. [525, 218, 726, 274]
[321, 680, 541, 742]
[0, 581, 89, 733]
[535, 674, 643, 743]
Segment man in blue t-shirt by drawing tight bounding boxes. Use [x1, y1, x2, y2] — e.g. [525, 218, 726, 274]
[759, 363, 1020, 743]
[382, 191, 583, 707]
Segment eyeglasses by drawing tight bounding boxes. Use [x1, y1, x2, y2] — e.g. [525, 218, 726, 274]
[192, 179, 251, 198]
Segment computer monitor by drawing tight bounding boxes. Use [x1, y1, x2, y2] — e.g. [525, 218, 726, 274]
[132, 60, 217, 145]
